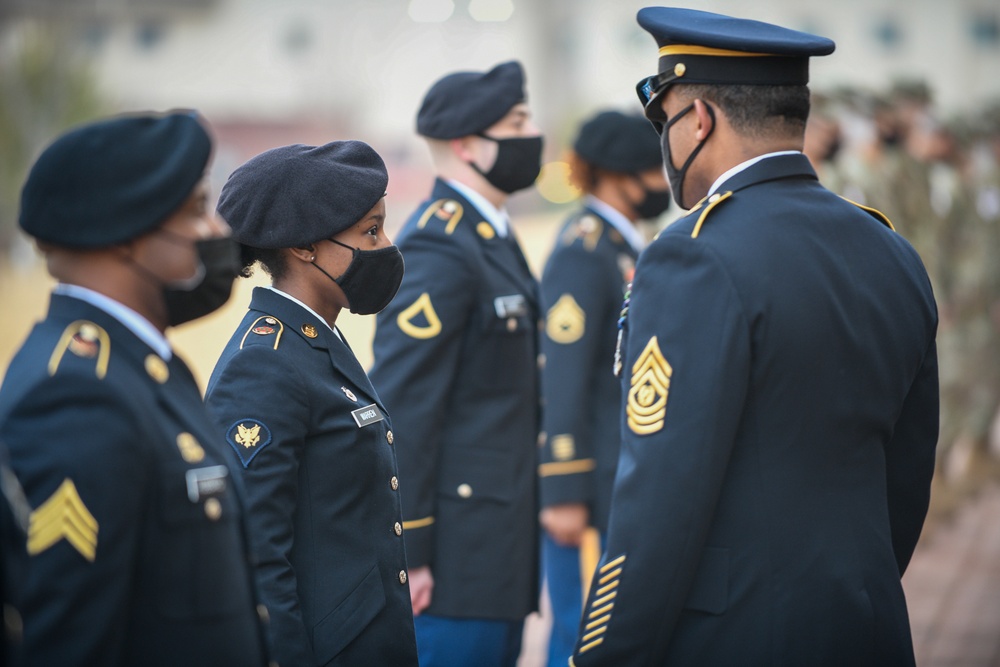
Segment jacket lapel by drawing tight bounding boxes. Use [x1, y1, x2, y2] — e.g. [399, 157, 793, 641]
[247, 287, 386, 413]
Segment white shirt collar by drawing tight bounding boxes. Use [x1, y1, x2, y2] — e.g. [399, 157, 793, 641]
[708, 150, 802, 198]
[266, 286, 342, 340]
[445, 178, 509, 237]
[585, 195, 646, 253]
[54, 284, 172, 360]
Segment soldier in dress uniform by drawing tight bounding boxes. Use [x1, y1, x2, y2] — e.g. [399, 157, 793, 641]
[0, 112, 268, 666]
[368, 61, 543, 667]
[537, 109, 669, 667]
[1, 441, 28, 667]
[205, 141, 418, 667]
[571, 8, 939, 666]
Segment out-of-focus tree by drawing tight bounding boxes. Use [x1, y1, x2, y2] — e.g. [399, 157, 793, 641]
[0, 22, 105, 257]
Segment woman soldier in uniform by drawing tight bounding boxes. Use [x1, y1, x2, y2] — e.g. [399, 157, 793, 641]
[538, 110, 669, 667]
[204, 141, 417, 667]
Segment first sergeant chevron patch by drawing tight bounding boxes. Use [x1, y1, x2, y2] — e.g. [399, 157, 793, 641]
[27, 478, 99, 562]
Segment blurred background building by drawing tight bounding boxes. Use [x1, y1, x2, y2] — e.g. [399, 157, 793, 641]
[2, 0, 1000, 249]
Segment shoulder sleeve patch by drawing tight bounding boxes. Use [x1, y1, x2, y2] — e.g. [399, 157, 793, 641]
[226, 419, 273, 468]
[691, 191, 733, 238]
[397, 292, 442, 339]
[840, 196, 895, 231]
[240, 315, 285, 350]
[417, 199, 465, 235]
[545, 293, 586, 344]
[48, 320, 110, 379]
[626, 336, 672, 435]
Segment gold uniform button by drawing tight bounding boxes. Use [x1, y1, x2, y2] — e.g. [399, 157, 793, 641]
[394, 522, 403, 536]
[399, 570, 408, 585]
[257, 604, 270, 623]
[301, 323, 318, 338]
[390, 476, 399, 491]
[204, 497, 222, 521]
[387, 430, 394, 445]
[457, 483, 473, 498]
[144, 354, 169, 384]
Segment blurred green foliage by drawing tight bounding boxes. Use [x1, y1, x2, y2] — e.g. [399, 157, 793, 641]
[0, 23, 105, 253]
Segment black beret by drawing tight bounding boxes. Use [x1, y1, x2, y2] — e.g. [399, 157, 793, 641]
[635, 7, 835, 123]
[19, 112, 211, 248]
[573, 110, 664, 173]
[416, 61, 526, 139]
[217, 141, 388, 249]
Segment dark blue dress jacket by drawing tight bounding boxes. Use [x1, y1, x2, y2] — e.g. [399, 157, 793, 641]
[539, 205, 639, 532]
[206, 287, 418, 667]
[572, 154, 939, 666]
[0, 294, 267, 667]
[369, 178, 541, 621]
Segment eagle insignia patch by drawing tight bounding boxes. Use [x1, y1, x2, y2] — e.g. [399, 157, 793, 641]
[627, 336, 672, 435]
[226, 419, 273, 468]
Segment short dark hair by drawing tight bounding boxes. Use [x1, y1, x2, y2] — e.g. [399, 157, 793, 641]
[675, 84, 811, 139]
[239, 244, 288, 280]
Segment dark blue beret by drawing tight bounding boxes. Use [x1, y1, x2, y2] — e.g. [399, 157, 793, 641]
[416, 61, 526, 139]
[573, 110, 664, 173]
[217, 141, 388, 249]
[19, 112, 211, 248]
[635, 7, 835, 120]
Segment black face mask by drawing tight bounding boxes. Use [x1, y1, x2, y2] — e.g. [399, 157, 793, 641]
[126, 231, 239, 327]
[469, 134, 544, 194]
[661, 102, 715, 210]
[161, 235, 240, 326]
[628, 175, 673, 220]
[313, 239, 404, 315]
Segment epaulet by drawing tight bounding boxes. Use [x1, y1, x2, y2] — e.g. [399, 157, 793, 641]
[840, 197, 895, 231]
[416, 199, 465, 235]
[689, 191, 733, 239]
[239, 315, 285, 350]
[48, 320, 110, 379]
[560, 214, 604, 251]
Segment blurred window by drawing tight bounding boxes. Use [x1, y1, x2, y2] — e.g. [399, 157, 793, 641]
[135, 21, 166, 51]
[970, 12, 1000, 48]
[874, 17, 902, 51]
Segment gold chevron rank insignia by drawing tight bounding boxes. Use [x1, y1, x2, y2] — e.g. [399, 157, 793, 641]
[546, 294, 585, 344]
[27, 479, 98, 562]
[397, 293, 442, 339]
[627, 336, 672, 435]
